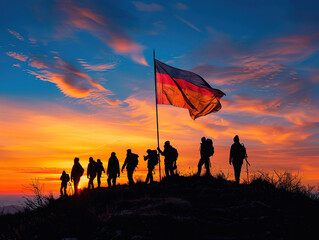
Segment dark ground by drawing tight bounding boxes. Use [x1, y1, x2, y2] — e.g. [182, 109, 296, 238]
[1, 175, 318, 240]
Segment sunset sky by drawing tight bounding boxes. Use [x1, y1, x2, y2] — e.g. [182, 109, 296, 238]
[1, 0, 319, 200]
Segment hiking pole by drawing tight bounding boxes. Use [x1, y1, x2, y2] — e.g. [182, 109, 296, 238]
[245, 156, 250, 183]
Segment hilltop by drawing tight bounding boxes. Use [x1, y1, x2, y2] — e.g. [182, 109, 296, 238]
[1, 174, 318, 240]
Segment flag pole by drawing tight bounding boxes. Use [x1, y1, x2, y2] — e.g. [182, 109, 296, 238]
[153, 49, 161, 181]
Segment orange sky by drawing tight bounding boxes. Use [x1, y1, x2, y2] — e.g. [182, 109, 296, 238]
[1, 0, 319, 196]
[1, 94, 319, 195]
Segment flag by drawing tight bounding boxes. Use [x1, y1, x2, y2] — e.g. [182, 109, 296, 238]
[155, 59, 225, 119]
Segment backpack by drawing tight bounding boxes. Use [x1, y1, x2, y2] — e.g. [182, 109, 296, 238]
[78, 164, 84, 177]
[234, 144, 246, 160]
[206, 139, 214, 157]
[151, 150, 159, 166]
[171, 147, 178, 162]
[131, 153, 139, 170]
[240, 144, 247, 159]
[66, 174, 70, 182]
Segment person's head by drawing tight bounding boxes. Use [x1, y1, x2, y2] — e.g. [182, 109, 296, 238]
[164, 141, 170, 148]
[89, 156, 93, 163]
[97, 159, 101, 163]
[62, 170, 66, 174]
[233, 135, 239, 143]
[74, 157, 79, 163]
[111, 152, 116, 157]
[201, 137, 206, 143]
[147, 149, 151, 154]
[127, 149, 132, 154]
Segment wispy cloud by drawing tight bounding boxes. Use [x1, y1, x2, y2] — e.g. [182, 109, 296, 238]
[132, 1, 163, 11]
[12, 63, 21, 68]
[77, 59, 116, 72]
[26, 56, 111, 100]
[57, 1, 148, 66]
[6, 51, 28, 61]
[175, 15, 202, 33]
[8, 29, 24, 41]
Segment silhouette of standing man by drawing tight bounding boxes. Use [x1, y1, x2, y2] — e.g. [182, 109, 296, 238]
[60, 170, 70, 197]
[96, 159, 105, 188]
[158, 141, 178, 177]
[107, 152, 120, 187]
[229, 135, 247, 184]
[71, 157, 84, 195]
[121, 149, 139, 186]
[197, 137, 214, 176]
[144, 149, 158, 184]
[87, 157, 97, 189]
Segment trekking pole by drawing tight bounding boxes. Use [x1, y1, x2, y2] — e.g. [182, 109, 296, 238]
[245, 156, 250, 183]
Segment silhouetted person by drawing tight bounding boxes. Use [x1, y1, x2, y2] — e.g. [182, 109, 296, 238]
[197, 137, 214, 176]
[158, 141, 178, 177]
[71, 157, 84, 195]
[229, 135, 247, 184]
[87, 157, 97, 189]
[107, 152, 120, 187]
[60, 170, 70, 197]
[96, 159, 105, 188]
[121, 149, 139, 186]
[144, 149, 159, 184]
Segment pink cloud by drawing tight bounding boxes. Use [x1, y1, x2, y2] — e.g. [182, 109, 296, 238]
[29, 58, 49, 69]
[26, 57, 110, 99]
[193, 32, 319, 87]
[6, 51, 28, 62]
[12, 63, 21, 68]
[8, 29, 24, 41]
[58, 1, 148, 65]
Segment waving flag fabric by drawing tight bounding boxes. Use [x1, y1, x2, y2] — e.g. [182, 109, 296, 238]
[155, 59, 225, 119]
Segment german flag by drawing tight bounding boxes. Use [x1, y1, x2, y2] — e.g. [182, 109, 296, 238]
[155, 59, 225, 119]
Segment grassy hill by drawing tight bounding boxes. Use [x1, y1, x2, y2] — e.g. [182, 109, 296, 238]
[1, 174, 318, 240]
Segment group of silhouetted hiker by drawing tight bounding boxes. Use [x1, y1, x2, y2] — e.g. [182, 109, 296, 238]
[60, 135, 248, 196]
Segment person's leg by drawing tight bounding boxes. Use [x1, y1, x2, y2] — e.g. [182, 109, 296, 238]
[60, 185, 63, 196]
[233, 163, 241, 184]
[169, 163, 174, 176]
[112, 177, 116, 186]
[197, 159, 204, 176]
[92, 177, 95, 189]
[107, 176, 111, 187]
[146, 168, 152, 183]
[74, 178, 79, 195]
[150, 168, 154, 183]
[128, 170, 134, 185]
[205, 158, 211, 176]
[165, 164, 170, 177]
[63, 185, 67, 196]
[237, 164, 242, 183]
[97, 173, 101, 188]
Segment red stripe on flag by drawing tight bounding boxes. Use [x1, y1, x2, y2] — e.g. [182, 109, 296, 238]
[156, 72, 222, 100]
